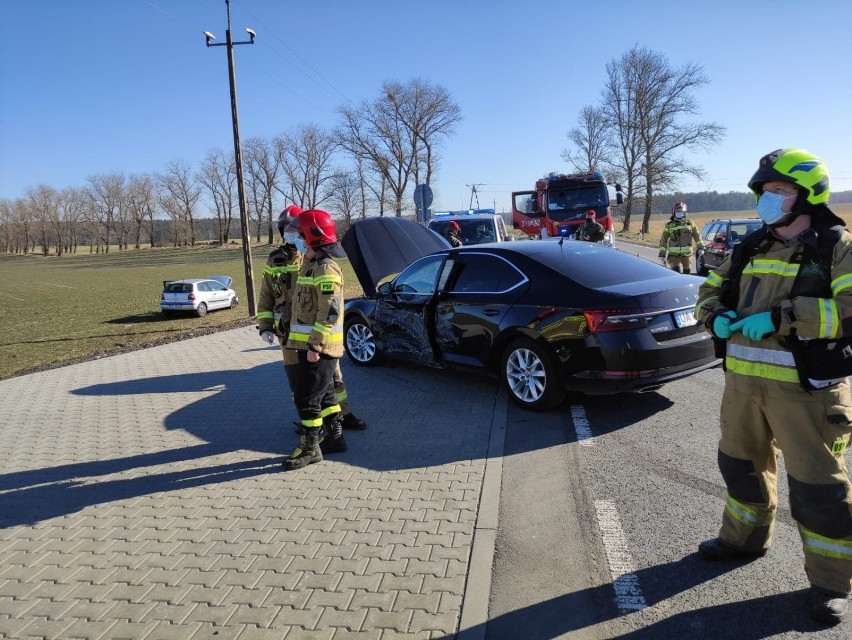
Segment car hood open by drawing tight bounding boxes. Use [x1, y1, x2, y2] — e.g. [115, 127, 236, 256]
[208, 275, 233, 288]
[342, 218, 450, 297]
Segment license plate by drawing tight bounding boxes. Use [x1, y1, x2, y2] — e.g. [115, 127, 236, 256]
[674, 309, 697, 328]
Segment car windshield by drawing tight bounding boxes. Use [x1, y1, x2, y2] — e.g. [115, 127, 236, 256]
[533, 245, 668, 289]
[430, 218, 496, 245]
[546, 186, 608, 222]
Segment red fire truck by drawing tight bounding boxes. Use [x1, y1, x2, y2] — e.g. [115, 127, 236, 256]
[511, 171, 623, 246]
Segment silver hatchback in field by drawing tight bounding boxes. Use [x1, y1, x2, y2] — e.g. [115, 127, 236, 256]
[160, 275, 239, 317]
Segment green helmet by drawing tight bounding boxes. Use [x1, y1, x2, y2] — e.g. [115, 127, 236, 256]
[747, 148, 830, 206]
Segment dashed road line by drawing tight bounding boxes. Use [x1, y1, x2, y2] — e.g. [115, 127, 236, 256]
[570, 404, 596, 446]
[594, 499, 648, 613]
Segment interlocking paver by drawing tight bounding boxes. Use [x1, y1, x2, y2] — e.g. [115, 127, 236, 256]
[0, 326, 500, 639]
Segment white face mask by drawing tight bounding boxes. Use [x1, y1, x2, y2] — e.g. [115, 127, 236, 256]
[283, 231, 298, 246]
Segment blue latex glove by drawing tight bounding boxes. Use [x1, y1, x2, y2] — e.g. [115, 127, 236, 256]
[712, 310, 738, 339]
[730, 312, 777, 341]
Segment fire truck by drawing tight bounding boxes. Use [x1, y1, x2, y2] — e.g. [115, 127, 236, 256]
[511, 170, 623, 246]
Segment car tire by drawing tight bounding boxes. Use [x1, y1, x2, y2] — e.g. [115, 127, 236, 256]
[230, 296, 238, 309]
[501, 337, 565, 411]
[344, 317, 379, 367]
[696, 252, 709, 277]
[196, 303, 208, 317]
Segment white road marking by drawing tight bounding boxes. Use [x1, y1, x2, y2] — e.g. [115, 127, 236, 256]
[570, 404, 596, 447]
[594, 499, 648, 613]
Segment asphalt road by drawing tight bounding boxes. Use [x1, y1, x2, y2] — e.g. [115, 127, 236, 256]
[485, 245, 852, 639]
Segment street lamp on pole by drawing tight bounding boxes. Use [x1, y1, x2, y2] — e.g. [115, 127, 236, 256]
[204, 0, 257, 317]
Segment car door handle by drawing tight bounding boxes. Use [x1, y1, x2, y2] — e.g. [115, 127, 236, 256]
[483, 309, 500, 316]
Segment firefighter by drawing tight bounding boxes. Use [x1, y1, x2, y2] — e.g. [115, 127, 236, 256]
[578, 209, 605, 243]
[694, 148, 852, 625]
[444, 220, 463, 247]
[658, 201, 703, 273]
[257, 206, 367, 436]
[281, 209, 348, 470]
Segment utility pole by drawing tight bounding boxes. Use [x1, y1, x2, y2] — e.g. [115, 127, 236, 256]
[466, 183, 485, 210]
[204, 0, 257, 317]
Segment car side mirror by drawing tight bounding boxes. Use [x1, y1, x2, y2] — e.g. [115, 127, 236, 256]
[377, 281, 392, 296]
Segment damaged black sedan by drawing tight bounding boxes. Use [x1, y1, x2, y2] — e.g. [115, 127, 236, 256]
[341, 218, 720, 411]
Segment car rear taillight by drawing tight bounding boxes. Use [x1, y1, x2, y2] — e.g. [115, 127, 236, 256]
[160, 293, 165, 300]
[188, 293, 196, 301]
[584, 310, 648, 333]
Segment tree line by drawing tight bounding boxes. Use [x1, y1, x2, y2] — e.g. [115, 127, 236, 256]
[0, 77, 462, 255]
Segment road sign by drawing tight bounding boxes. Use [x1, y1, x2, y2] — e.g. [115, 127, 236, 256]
[413, 184, 433, 210]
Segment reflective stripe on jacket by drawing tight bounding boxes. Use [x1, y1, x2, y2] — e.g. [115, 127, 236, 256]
[695, 226, 852, 388]
[256, 245, 302, 335]
[285, 251, 344, 357]
[659, 218, 704, 257]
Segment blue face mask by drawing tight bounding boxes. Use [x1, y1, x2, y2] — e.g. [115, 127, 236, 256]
[756, 191, 796, 225]
[283, 231, 298, 246]
[294, 237, 307, 253]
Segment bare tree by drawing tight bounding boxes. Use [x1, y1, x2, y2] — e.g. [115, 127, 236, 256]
[274, 125, 338, 215]
[156, 159, 201, 247]
[604, 46, 725, 232]
[25, 185, 60, 255]
[86, 173, 127, 252]
[59, 187, 86, 254]
[126, 174, 156, 249]
[327, 170, 363, 227]
[244, 136, 282, 244]
[199, 147, 237, 245]
[561, 106, 611, 173]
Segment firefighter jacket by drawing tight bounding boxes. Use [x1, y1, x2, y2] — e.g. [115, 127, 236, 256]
[659, 217, 703, 258]
[578, 220, 605, 242]
[256, 244, 302, 338]
[695, 226, 852, 389]
[447, 232, 462, 248]
[285, 249, 344, 357]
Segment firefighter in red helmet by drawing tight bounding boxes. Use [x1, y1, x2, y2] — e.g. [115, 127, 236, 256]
[282, 209, 348, 470]
[444, 220, 462, 247]
[257, 205, 367, 445]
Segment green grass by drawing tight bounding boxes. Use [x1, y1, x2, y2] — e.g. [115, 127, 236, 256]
[0, 244, 364, 379]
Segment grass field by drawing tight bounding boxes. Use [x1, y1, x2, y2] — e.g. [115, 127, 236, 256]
[0, 245, 364, 380]
[3, 204, 852, 379]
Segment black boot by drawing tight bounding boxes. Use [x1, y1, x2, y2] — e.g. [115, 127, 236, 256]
[341, 413, 367, 430]
[282, 427, 323, 470]
[698, 537, 766, 561]
[805, 587, 849, 625]
[320, 414, 347, 454]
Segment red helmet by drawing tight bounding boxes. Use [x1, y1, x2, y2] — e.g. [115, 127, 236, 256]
[672, 201, 687, 214]
[277, 204, 304, 235]
[298, 209, 337, 249]
[585, 209, 596, 218]
[447, 221, 460, 232]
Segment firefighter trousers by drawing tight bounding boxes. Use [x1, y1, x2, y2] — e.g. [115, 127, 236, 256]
[280, 344, 352, 414]
[716, 372, 852, 594]
[292, 351, 341, 429]
[666, 254, 691, 273]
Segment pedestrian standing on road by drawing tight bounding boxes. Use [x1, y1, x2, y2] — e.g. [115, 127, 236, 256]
[257, 206, 367, 436]
[278, 210, 348, 471]
[444, 221, 463, 247]
[578, 209, 605, 243]
[659, 201, 704, 273]
[694, 148, 852, 625]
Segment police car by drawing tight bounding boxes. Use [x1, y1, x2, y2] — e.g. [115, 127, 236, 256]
[426, 209, 511, 245]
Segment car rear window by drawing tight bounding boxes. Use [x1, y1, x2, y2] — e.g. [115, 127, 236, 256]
[533, 245, 667, 289]
[165, 283, 193, 293]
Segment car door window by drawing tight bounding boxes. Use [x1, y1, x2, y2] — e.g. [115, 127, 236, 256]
[198, 282, 211, 293]
[703, 223, 720, 243]
[393, 255, 445, 295]
[449, 254, 525, 293]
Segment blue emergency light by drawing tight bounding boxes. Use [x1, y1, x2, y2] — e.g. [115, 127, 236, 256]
[434, 208, 495, 216]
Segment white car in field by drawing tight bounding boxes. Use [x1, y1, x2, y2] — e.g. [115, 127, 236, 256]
[160, 276, 239, 317]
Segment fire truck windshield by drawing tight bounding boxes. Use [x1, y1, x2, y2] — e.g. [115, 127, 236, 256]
[545, 186, 608, 222]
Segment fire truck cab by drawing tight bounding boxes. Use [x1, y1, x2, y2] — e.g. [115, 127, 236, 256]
[512, 171, 623, 246]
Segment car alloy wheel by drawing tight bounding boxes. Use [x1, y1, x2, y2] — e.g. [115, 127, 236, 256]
[344, 318, 378, 366]
[196, 302, 208, 317]
[501, 337, 564, 411]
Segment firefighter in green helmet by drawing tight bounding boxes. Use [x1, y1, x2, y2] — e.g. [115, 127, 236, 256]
[694, 148, 852, 625]
[659, 201, 704, 273]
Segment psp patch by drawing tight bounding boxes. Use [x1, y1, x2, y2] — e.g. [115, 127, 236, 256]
[320, 282, 335, 294]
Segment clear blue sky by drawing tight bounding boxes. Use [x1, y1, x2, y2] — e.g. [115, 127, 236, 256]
[1, 0, 850, 213]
